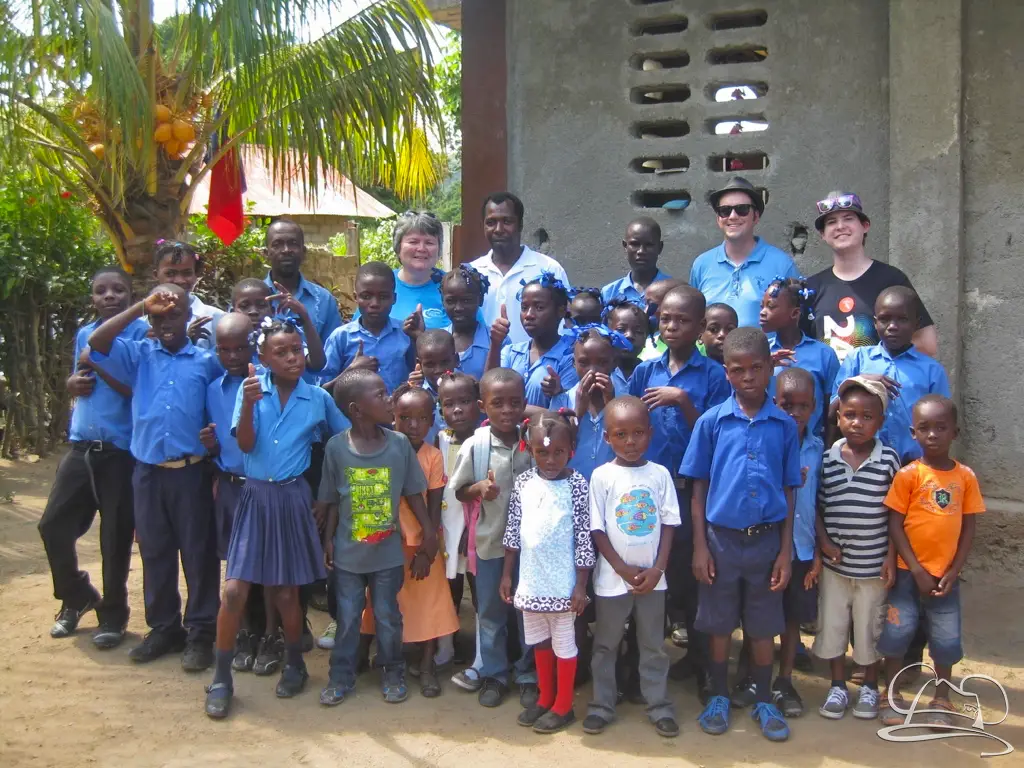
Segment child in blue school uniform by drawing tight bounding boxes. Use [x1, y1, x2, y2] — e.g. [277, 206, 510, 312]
[321, 261, 414, 392]
[151, 240, 224, 348]
[601, 217, 673, 306]
[698, 303, 738, 364]
[567, 287, 604, 327]
[203, 318, 350, 719]
[680, 327, 803, 743]
[39, 266, 149, 649]
[830, 286, 950, 464]
[488, 272, 578, 407]
[89, 283, 223, 670]
[759, 277, 840, 440]
[439, 264, 492, 381]
[603, 299, 649, 390]
[407, 329, 460, 445]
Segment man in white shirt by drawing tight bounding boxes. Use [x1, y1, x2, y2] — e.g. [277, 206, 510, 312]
[470, 192, 570, 346]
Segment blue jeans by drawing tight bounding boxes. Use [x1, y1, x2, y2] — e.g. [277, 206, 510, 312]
[877, 569, 962, 666]
[475, 556, 511, 683]
[328, 565, 404, 689]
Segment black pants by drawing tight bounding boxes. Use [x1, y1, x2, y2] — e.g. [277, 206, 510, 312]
[38, 443, 136, 627]
[665, 483, 707, 663]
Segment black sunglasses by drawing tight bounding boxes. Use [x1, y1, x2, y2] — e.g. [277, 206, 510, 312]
[715, 204, 755, 218]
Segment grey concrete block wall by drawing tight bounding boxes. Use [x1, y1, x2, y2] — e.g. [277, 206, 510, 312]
[506, 0, 889, 284]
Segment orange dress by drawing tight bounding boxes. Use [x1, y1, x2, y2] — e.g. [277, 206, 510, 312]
[361, 443, 460, 642]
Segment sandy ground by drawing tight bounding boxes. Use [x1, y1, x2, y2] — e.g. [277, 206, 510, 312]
[2, 454, 1023, 768]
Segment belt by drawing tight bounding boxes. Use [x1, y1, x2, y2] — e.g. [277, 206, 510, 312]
[157, 455, 206, 469]
[219, 471, 247, 487]
[739, 521, 781, 537]
[71, 440, 123, 453]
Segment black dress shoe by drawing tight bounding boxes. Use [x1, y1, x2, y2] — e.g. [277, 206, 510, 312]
[92, 622, 127, 650]
[129, 630, 187, 663]
[275, 664, 309, 698]
[182, 641, 215, 672]
[204, 682, 233, 719]
[50, 591, 100, 638]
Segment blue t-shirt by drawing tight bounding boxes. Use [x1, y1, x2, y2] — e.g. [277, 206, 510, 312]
[392, 270, 449, 329]
[321, 318, 413, 393]
[689, 238, 799, 329]
[793, 433, 824, 561]
[500, 335, 579, 408]
[263, 272, 341, 342]
[206, 373, 246, 475]
[445, 320, 492, 382]
[767, 332, 840, 439]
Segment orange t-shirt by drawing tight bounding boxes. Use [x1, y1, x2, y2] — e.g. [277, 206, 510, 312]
[399, 443, 446, 547]
[884, 460, 985, 577]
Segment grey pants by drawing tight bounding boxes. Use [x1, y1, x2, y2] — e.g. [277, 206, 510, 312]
[588, 591, 675, 723]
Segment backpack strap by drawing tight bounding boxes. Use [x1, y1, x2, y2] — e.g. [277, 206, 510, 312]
[471, 426, 491, 484]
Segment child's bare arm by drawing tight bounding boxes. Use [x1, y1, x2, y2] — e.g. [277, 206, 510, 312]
[592, 530, 638, 583]
[88, 300, 146, 355]
[691, 479, 714, 584]
[406, 493, 438, 560]
[500, 547, 518, 604]
[936, 515, 976, 596]
[889, 508, 937, 594]
[426, 487, 444, 530]
[633, 523, 675, 594]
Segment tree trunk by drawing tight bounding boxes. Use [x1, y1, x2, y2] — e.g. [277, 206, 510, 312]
[106, 191, 187, 272]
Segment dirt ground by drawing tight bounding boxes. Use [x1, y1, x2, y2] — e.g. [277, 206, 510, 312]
[2, 454, 1022, 768]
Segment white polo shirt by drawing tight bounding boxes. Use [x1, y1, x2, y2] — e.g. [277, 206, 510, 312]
[471, 245, 570, 346]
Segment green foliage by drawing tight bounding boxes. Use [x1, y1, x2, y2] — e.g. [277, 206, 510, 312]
[183, 211, 268, 308]
[436, 31, 462, 156]
[355, 217, 400, 269]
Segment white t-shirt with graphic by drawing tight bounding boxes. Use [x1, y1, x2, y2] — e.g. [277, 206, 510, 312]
[589, 461, 681, 597]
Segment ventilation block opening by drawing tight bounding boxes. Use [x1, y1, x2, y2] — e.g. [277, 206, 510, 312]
[632, 16, 689, 36]
[631, 156, 690, 174]
[630, 51, 691, 70]
[709, 82, 768, 101]
[709, 10, 768, 31]
[632, 190, 692, 210]
[709, 117, 768, 135]
[707, 152, 769, 172]
[632, 120, 691, 139]
[630, 85, 691, 105]
[707, 45, 768, 65]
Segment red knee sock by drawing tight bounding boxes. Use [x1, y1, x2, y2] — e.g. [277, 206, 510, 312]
[535, 646, 556, 709]
[552, 655, 577, 716]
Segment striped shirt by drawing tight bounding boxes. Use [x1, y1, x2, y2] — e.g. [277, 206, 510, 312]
[819, 438, 901, 579]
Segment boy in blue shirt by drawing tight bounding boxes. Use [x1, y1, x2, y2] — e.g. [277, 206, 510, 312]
[39, 266, 149, 649]
[601, 217, 672, 305]
[321, 262, 414, 393]
[680, 327, 803, 742]
[90, 283, 224, 671]
[830, 286, 950, 463]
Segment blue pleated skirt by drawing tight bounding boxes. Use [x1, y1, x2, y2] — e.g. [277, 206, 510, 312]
[225, 477, 327, 586]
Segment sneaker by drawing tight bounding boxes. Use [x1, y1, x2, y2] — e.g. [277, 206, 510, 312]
[730, 675, 757, 709]
[517, 704, 549, 727]
[382, 668, 408, 703]
[751, 701, 790, 742]
[319, 681, 352, 707]
[317, 621, 337, 650]
[128, 630, 186, 663]
[654, 717, 680, 738]
[276, 664, 309, 698]
[771, 680, 805, 718]
[669, 622, 688, 648]
[452, 668, 483, 692]
[533, 709, 575, 734]
[181, 641, 214, 672]
[92, 622, 127, 650]
[853, 685, 881, 720]
[232, 630, 259, 672]
[253, 631, 284, 676]
[204, 682, 233, 719]
[698, 695, 731, 736]
[50, 594, 99, 638]
[582, 714, 610, 735]
[519, 682, 539, 709]
[478, 677, 509, 708]
[819, 685, 850, 719]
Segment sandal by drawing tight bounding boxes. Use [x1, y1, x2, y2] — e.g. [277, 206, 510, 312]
[879, 694, 908, 727]
[925, 697, 957, 728]
[420, 670, 442, 698]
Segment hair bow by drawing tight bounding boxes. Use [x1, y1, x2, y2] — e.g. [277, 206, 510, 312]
[568, 323, 634, 351]
[568, 286, 601, 300]
[517, 270, 569, 301]
[457, 263, 491, 295]
[601, 297, 645, 324]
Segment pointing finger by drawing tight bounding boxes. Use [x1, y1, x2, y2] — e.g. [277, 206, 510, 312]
[500, 304, 508, 320]
[273, 281, 290, 295]
[248, 363, 256, 377]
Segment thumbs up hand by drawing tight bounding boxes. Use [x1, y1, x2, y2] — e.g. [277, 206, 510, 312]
[403, 303, 425, 340]
[490, 303, 511, 346]
[243, 363, 264, 404]
[477, 468, 501, 501]
[541, 364, 563, 397]
[348, 339, 379, 372]
[199, 423, 220, 454]
[408, 362, 424, 388]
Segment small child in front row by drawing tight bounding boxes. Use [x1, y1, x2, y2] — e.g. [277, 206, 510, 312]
[815, 376, 900, 721]
[878, 395, 984, 727]
[500, 410, 595, 734]
[585, 396, 679, 738]
[603, 299, 649, 391]
[680, 327, 802, 743]
[699, 303, 738, 364]
[203, 319, 350, 719]
[408, 329, 459, 444]
[317, 369, 437, 706]
[361, 384, 460, 699]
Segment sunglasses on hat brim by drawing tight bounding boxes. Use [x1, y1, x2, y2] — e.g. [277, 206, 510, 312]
[815, 194, 863, 215]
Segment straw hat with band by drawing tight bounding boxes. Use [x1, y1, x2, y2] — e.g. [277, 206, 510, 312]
[837, 375, 889, 413]
[708, 176, 765, 216]
[814, 192, 870, 232]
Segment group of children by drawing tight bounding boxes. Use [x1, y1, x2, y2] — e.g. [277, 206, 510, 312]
[44, 222, 982, 743]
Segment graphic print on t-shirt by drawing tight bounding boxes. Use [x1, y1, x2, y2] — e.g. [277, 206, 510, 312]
[822, 299, 876, 363]
[924, 480, 961, 515]
[348, 466, 395, 542]
[614, 489, 659, 537]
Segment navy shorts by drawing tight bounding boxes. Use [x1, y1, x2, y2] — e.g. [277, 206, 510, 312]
[877, 568, 963, 666]
[213, 472, 244, 561]
[695, 524, 785, 639]
[783, 558, 818, 626]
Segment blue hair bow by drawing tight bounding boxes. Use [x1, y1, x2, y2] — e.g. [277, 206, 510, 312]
[601, 297, 645, 324]
[517, 270, 569, 302]
[568, 286, 602, 300]
[568, 323, 634, 351]
[456, 263, 491, 295]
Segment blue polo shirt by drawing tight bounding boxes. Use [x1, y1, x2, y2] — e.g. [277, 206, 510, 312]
[628, 349, 730, 477]
[231, 372, 349, 481]
[767, 332, 840, 439]
[444, 321, 492, 382]
[601, 269, 673, 305]
[793, 433, 824, 561]
[205, 373, 246, 475]
[550, 383, 617, 481]
[263, 271, 341, 342]
[321, 317, 412, 393]
[689, 238, 799, 329]
[612, 367, 630, 394]
[831, 342, 951, 463]
[500, 334, 579, 407]
[92, 337, 223, 465]
[680, 394, 803, 529]
[68, 317, 150, 450]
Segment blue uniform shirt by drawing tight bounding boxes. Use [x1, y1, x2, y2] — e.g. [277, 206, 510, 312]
[92, 337, 223, 465]
[600, 269, 673, 305]
[500, 334, 579, 407]
[68, 317, 150, 450]
[321, 317, 412, 393]
[767, 332, 840, 439]
[793, 433, 824, 561]
[628, 349, 731, 477]
[689, 238, 799, 329]
[831, 342, 951, 463]
[444, 320, 491, 382]
[231, 372, 350, 481]
[680, 394, 803, 529]
[550, 383, 617, 481]
[264, 271, 341, 342]
[206, 373, 246, 475]
[611, 367, 630, 395]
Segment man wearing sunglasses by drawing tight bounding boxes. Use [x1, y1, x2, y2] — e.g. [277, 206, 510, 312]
[802, 193, 937, 361]
[689, 177, 800, 329]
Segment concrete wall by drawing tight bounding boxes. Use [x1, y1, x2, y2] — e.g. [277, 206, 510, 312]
[506, 0, 889, 284]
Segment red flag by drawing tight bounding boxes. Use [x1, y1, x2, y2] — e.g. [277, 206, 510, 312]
[207, 147, 245, 245]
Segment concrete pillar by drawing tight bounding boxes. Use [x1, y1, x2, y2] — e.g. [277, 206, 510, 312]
[888, 0, 964, 393]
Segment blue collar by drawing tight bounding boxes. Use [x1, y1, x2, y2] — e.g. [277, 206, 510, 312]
[626, 268, 670, 288]
[867, 342, 920, 363]
[258, 371, 312, 400]
[727, 393, 779, 423]
[344, 316, 400, 339]
[656, 346, 704, 374]
[445, 321, 491, 350]
[265, 271, 314, 299]
[715, 237, 767, 265]
[153, 337, 198, 357]
[218, 371, 246, 389]
[768, 331, 813, 350]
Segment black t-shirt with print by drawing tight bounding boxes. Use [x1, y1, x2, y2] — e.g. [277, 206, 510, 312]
[800, 260, 933, 363]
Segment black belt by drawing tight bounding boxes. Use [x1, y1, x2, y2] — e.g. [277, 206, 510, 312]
[71, 440, 123, 453]
[219, 470, 247, 487]
[711, 521, 781, 537]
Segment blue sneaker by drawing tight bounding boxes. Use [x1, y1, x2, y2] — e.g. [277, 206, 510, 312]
[751, 701, 790, 742]
[698, 695, 731, 735]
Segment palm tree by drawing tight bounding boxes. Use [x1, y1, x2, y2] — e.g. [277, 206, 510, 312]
[0, 0, 442, 268]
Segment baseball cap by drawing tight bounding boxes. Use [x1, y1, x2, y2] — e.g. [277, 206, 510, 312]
[814, 191, 870, 232]
[837, 375, 889, 413]
[708, 176, 765, 215]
